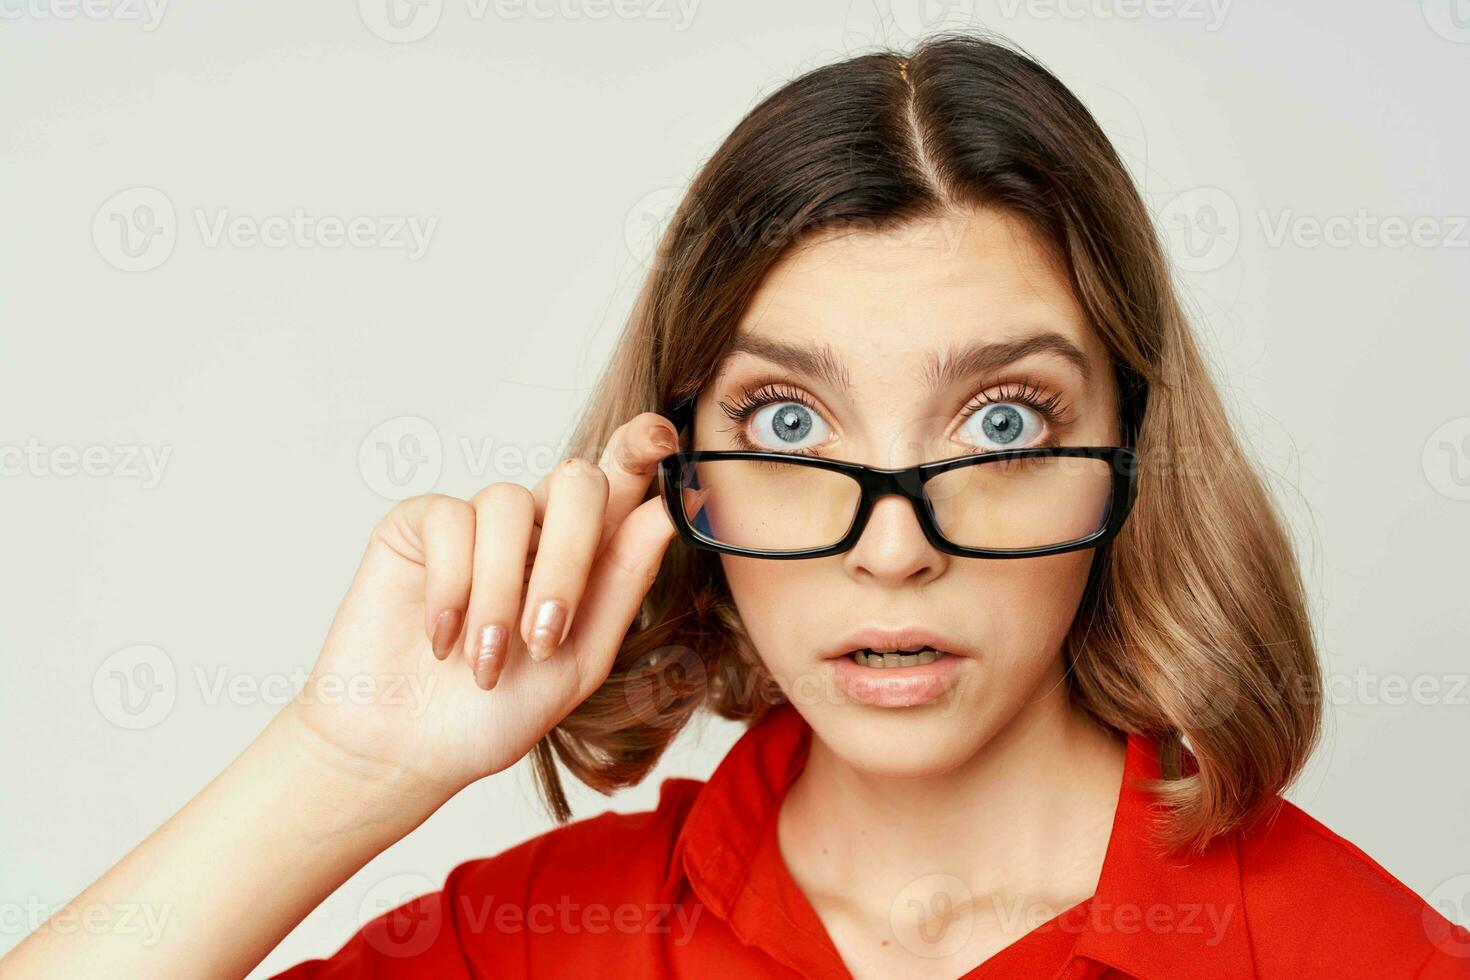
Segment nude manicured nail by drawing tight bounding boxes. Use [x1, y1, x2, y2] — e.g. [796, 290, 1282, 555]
[651, 427, 678, 453]
[474, 625, 507, 690]
[527, 600, 567, 662]
[431, 609, 462, 661]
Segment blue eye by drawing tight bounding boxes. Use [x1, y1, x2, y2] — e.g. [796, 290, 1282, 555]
[960, 402, 1043, 449]
[749, 401, 830, 450]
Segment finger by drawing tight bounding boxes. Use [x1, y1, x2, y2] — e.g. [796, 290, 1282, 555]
[596, 413, 679, 550]
[398, 494, 475, 661]
[521, 458, 610, 662]
[562, 495, 678, 700]
[463, 482, 536, 690]
[532, 413, 677, 554]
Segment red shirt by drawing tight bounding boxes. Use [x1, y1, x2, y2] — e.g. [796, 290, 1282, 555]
[274, 702, 1470, 978]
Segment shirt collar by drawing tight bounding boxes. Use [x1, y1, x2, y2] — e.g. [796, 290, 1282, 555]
[669, 702, 1257, 980]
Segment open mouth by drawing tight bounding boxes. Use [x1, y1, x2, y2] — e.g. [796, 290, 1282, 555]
[846, 647, 950, 668]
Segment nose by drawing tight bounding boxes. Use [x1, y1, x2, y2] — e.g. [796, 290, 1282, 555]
[841, 494, 948, 586]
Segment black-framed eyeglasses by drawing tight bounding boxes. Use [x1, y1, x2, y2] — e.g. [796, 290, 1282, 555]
[657, 395, 1139, 560]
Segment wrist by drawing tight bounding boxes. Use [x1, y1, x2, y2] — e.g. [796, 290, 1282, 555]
[264, 703, 455, 838]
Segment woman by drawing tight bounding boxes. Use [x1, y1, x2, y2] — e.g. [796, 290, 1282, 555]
[5, 32, 1465, 980]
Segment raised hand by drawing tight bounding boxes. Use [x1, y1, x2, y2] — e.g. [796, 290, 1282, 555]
[287, 412, 682, 809]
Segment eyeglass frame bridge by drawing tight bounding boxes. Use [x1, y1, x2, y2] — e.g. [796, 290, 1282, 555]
[656, 394, 1140, 560]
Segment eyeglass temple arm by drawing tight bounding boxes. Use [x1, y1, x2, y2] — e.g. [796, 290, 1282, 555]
[667, 395, 697, 441]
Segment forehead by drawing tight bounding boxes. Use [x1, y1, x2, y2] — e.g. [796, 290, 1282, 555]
[731, 208, 1097, 367]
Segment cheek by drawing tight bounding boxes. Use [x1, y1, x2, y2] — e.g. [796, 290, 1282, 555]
[719, 549, 1094, 668]
[718, 555, 822, 669]
[980, 549, 1095, 666]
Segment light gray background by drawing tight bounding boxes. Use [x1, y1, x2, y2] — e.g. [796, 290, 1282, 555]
[2, 2, 1467, 973]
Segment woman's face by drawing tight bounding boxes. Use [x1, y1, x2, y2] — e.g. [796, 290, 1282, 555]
[695, 207, 1122, 778]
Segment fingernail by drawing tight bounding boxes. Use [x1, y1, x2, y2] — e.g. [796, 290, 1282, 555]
[527, 600, 567, 661]
[431, 609, 462, 661]
[651, 427, 677, 453]
[474, 624, 507, 690]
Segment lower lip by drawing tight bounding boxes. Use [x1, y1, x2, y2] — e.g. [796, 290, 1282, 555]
[827, 651, 963, 708]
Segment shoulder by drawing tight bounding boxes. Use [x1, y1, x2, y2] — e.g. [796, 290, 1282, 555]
[1235, 797, 1470, 977]
[455, 775, 702, 887]
[452, 775, 705, 900]
[439, 776, 706, 972]
[268, 778, 708, 978]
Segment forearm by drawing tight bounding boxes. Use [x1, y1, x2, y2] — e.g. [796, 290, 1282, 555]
[1, 706, 450, 980]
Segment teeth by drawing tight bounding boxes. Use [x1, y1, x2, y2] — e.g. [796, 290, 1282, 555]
[850, 647, 947, 668]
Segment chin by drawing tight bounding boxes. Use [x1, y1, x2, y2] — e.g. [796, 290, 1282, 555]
[823, 708, 993, 775]
[799, 690, 1002, 780]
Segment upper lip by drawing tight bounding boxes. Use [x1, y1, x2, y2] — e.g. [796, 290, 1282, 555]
[823, 625, 975, 659]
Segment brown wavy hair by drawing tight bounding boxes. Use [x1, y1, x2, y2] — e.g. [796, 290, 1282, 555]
[530, 30, 1322, 855]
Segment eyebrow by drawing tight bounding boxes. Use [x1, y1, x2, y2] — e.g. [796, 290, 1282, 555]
[721, 330, 1091, 394]
[923, 331, 1092, 392]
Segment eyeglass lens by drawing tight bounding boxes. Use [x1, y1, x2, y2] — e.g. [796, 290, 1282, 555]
[676, 455, 1114, 553]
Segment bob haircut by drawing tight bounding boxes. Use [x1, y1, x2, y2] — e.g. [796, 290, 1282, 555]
[530, 31, 1322, 856]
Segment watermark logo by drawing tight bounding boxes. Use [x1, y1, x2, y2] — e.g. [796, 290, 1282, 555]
[92, 187, 437, 271]
[623, 182, 985, 275]
[357, 416, 585, 499]
[360, 873, 442, 958]
[1162, 186, 1469, 271]
[890, 872, 975, 958]
[1423, 417, 1470, 502]
[359, 0, 444, 42]
[624, 185, 693, 273]
[1425, 873, 1470, 957]
[1159, 186, 1240, 273]
[1422, 0, 1470, 43]
[359, 416, 444, 500]
[843, 0, 981, 50]
[93, 187, 177, 273]
[92, 653, 438, 730]
[93, 644, 177, 730]
[620, 644, 706, 729]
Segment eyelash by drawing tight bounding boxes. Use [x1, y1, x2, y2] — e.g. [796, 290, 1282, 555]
[716, 379, 1075, 454]
[959, 380, 1075, 444]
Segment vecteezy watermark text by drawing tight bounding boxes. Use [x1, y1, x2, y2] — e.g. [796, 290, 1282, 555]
[193, 208, 436, 260]
[0, 0, 168, 30]
[357, 0, 699, 43]
[0, 897, 171, 946]
[92, 644, 439, 730]
[994, 0, 1231, 31]
[93, 187, 437, 272]
[0, 439, 171, 489]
